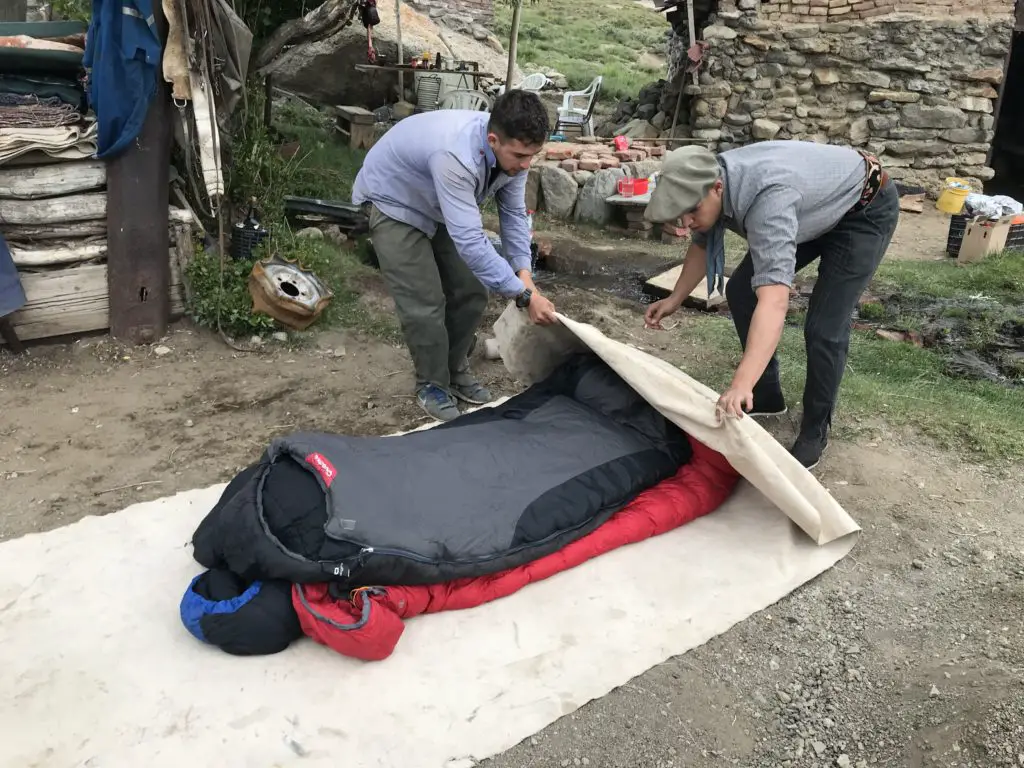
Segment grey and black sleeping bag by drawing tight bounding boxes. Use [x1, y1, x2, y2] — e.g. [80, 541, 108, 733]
[191, 352, 693, 588]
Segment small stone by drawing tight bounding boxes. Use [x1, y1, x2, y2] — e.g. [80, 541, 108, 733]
[333, 347, 347, 358]
[912, 559, 925, 569]
[981, 550, 996, 561]
[272, 332, 288, 343]
[184, 418, 194, 428]
[929, 685, 940, 697]
[703, 25, 738, 40]
[295, 226, 324, 240]
[812, 741, 826, 756]
[250, 335, 264, 346]
[752, 119, 781, 140]
[837, 756, 852, 768]
[153, 345, 171, 356]
[778, 690, 792, 703]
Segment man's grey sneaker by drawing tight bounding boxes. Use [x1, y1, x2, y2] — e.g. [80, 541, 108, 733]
[417, 384, 461, 422]
[790, 433, 829, 470]
[450, 377, 494, 405]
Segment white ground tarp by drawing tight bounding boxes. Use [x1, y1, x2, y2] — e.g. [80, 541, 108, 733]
[0, 306, 859, 768]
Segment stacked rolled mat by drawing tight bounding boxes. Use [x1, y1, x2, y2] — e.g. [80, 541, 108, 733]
[179, 352, 741, 660]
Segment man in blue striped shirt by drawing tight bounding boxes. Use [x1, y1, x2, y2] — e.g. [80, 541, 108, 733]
[353, 90, 557, 421]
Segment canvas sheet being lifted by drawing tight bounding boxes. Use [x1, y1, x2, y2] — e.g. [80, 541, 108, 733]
[0, 306, 859, 768]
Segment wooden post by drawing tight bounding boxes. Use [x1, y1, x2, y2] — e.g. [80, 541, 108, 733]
[686, 0, 698, 86]
[395, 0, 404, 99]
[505, 0, 523, 91]
[105, 1, 173, 344]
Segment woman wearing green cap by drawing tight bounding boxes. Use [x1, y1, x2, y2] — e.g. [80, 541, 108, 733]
[642, 141, 899, 469]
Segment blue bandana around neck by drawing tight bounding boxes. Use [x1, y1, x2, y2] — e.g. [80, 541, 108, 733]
[704, 218, 727, 297]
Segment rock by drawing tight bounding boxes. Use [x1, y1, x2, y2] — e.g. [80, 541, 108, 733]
[651, 111, 669, 130]
[538, 165, 579, 219]
[693, 128, 723, 140]
[791, 37, 829, 53]
[624, 159, 662, 179]
[725, 113, 753, 126]
[902, 103, 967, 129]
[153, 345, 171, 357]
[868, 90, 920, 103]
[840, 69, 891, 88]
[941, 127, 990, 143]
[752, 119, 781, 140]
[958, 96, 994, 114]
[849, 117, 870, 145]
[837, 756, 852, 768]
[296, 226, 324, 240]
[813, 68, 841, 85]
[575, 168, 625, 225]
[930, 685, 941, 697]
[812, 741, 826, 756]
[184, 418, 194, 428]
[272, 332, 289, 343]
[703, 25, 738, 40]
[573, 170, 593, 186]
[525, 167, 541, 211]
[482, 337, 502, 360]
[743, 35, 769, 51]
[636, 103, 658, 121]
[615, 119, 660, 139]
[960, 67, 1003, 84]
[912, 559, 925, 569]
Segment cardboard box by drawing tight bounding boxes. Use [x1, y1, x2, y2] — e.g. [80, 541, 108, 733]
[957, 215, 1014, 264]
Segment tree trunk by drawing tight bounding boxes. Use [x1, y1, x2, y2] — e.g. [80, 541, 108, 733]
[504, 1, 522, 91]
[252, 0, 362, 75]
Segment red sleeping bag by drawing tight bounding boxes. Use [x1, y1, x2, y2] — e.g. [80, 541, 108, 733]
[292, 436, 740, 661]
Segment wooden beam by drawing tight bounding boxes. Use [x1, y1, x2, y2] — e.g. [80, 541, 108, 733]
[0, 192, 106, 224]
[11, 240, 107, 267]
[0, 161, 106, 199]
[105, 0, 173, 345]
[1, 205, 195, 241]
[1, 250, 185, 345]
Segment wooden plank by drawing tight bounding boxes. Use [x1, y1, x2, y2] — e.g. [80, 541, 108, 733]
[335, 105, 375, 123]
[11, 240, 107, 267]
[0, 206, 197, 241]
[0, 160, 106, 199]
[0, 192, 106, 224]
[645, 264, 728, 308]
[899, 193, 925, 214]
[105, 0, 173, 346]
[2, 249, 185, 345]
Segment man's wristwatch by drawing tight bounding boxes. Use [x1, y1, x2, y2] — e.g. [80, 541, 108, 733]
[515, 288, 533, 309]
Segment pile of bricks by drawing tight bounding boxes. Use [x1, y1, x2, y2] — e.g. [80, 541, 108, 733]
[660, 218, 689, 246]
[538, 139, 666, 170]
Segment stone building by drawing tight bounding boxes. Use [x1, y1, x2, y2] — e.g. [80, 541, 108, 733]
[646, 0, 1024, 196]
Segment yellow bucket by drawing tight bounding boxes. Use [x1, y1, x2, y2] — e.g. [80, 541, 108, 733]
[936, 177, 971, 214]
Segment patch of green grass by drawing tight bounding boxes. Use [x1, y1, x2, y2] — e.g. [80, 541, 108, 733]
[183, 85, 390, 339]
[674, 314, 1024, 464]
[493, 0, 669, 100]
[873, 249, 1024, 304]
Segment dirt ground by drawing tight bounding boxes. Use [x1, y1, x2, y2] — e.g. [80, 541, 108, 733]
[2, 206, 1022, 766]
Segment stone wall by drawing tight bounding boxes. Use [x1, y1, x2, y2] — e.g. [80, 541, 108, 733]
[406, 0, 494, 38]
[682, 15, 1014, 194]
[749, 0, 1016, 24]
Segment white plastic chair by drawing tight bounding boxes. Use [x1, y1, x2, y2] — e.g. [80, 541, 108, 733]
[554, 75, 602, 137]
[495, 72, 551, 96]
[438, 89, 492, 111]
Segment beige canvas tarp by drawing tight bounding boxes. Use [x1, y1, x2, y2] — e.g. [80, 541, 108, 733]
[0, 306, 859, 768]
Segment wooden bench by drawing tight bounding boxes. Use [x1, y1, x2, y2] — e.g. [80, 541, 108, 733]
[333, 105, 377, 150]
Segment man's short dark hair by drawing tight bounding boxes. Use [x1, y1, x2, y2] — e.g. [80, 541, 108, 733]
[488, 89, 550, 147]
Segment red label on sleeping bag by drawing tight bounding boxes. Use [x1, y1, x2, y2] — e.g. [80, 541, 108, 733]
[305, 452, 337, 487]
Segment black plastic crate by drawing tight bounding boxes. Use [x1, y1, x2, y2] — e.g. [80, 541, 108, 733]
[1008, 222, 1024, 251]
[945, 213, 970, 257]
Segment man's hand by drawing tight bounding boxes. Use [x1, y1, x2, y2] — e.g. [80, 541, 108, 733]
[716, 384, 754, 419]
[644, 295, 683, 329]
[528, 292, 558, 325]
